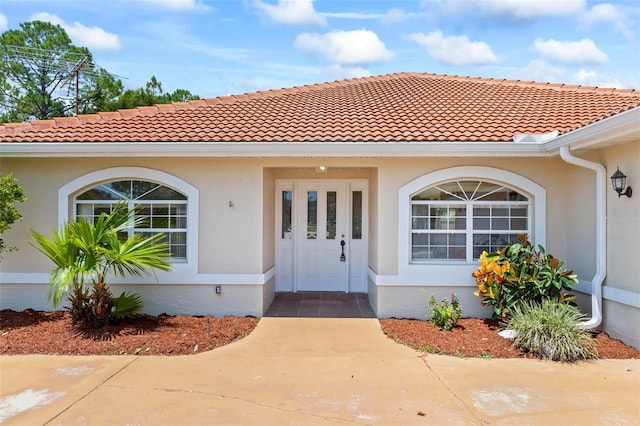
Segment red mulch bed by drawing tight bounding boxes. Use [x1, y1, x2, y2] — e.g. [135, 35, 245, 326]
[0, 309, 259, 356]
[1, 310, 638, 358]
[380, 317, 640, 359]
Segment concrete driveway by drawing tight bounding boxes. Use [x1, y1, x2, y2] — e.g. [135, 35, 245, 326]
[1, 318, 639, 425]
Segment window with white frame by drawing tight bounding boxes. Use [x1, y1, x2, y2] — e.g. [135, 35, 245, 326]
[410, 180, 530, 262]
[75, 180, 187, 261]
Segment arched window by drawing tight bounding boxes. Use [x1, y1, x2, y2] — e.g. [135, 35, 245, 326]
[75, 180, 188, 261]
[410, 179, 530, 262]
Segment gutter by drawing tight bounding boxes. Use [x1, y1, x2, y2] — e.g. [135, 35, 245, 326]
[0, 141, 549, 158]
[559, 146, 605, 329]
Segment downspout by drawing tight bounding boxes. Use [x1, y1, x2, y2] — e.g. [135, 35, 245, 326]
[559, 146, 605, 329]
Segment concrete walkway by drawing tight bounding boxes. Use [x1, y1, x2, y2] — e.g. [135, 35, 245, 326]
[1, 318, 639, 425]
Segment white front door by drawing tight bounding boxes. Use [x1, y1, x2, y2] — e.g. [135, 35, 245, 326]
[296, 181, 347, 291]
[275, 179, 367, 293]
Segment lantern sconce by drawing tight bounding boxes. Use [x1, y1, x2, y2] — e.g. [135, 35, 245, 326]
[610, 167, 632, 198]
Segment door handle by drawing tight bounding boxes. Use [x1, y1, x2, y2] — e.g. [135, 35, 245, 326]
[340, 239, 346, 262]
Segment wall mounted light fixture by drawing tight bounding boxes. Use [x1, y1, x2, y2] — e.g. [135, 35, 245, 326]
[610, 167, 632, 198]
[315, 166, 328, 173]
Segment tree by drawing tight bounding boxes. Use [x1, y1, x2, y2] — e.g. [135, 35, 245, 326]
[31, 201, 171, 326]
[0, 172, 27, 257]
[103, 75, 200, 111]
[1, 21, 200, 122]
[0, 21, 121, 122]
[78, 68, 124, 114]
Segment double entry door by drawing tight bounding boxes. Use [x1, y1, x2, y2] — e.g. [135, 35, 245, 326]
[276, 180, 367, 293]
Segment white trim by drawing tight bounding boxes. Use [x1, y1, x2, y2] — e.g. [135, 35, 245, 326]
[57, 167, 199, 276]
[574, 280, 639, 309]
[369, 267, 477, 286]
[397, 166, 546, 284]
[544, 107, 640, 151]
[367, 270, 640, 309]
[0, 141, 550, 158]
[0, 267, 275, 286]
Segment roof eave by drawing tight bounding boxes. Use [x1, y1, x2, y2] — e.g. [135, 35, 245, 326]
[0, 140, 549, 158]
[543, 106, 640, 152]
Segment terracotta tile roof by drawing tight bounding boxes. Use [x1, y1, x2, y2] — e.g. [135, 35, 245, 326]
[1, 72, 639, 143]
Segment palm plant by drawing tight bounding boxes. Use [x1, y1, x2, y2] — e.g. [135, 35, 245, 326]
[31, 200, 172, 326]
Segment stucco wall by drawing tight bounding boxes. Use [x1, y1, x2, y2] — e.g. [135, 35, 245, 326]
[1, 157, 268, 274]
[602, 140, 639, 294]
[373, 157, 575, 275]
[560, 157, 599, 280]
[374, 285, 492, 319]
[262, 167, 275, 271]
[3, 154, 628, 332]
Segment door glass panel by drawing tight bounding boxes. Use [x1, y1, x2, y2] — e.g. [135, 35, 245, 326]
[307, 191, 317, 239]
[352, 191, 362, 239]
[281, 190, 292, 239]
[326, 191, 336, 239]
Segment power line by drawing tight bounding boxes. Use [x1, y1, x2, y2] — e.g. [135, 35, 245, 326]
[2, 45, 126, 115]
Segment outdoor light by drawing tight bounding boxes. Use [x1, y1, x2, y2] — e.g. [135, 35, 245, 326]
[315, 166, 328, 173]
[610, 167, 632, 198]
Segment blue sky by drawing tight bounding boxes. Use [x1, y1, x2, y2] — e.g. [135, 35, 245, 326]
[1, 0, 638, 98]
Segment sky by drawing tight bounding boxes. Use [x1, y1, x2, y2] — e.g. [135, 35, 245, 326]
[1, 0, 639, 99]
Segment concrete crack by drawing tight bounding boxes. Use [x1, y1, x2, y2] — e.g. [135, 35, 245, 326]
[105, 384, 369, 425]
[43, 357, 141, 425]
[418, 354, 490, 425]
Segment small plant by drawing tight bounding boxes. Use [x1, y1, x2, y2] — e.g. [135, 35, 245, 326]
[417, 346, 442, 354]
[472, 234, 578, 318]
[111, 291, 144, 322]
[31, 200, 171, 328]
[428, 293, 462, 331]
[504, 299, 598, 362]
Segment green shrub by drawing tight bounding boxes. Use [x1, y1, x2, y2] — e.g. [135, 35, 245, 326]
[472, 234, 578, 318]
[111, 291, 144, 321]
[428, 293, 462, 331]
[31, 200, 171, 328]
[504, 299, 598, 362]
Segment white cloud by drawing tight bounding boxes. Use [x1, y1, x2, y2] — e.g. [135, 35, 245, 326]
[514, 59, 568, 84]
[295, 29, 393, 65]
[325, 65, 371, 80]
[407, 31, 498, 66]
[321, 12, 385, 20]
[130, 0, 208, 10]
[510, 60, 629, 89]
[425, 0, 585, 19]
[573, 69, 625, 88]
[533, 38, 608, 64]
[0, 13, 8, 32]
[382, 8, 420, 24]
[476, 0, 585, 18]
[580, 3, 634, 39]
[30, 13, 121, 50]
[253, 0, 326, 26]
[320, 8, 419, 24]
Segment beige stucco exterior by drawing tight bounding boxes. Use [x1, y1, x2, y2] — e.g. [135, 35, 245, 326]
[1, 139, 638, 347]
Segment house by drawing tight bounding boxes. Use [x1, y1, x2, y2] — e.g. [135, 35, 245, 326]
[1, 72, 639, 348]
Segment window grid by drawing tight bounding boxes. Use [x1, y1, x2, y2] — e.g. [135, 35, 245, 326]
[411, 181, 530, 263]
[75, 182, 188, 261]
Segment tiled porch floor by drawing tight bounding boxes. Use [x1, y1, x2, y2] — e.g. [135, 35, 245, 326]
[264, 292, 376, 318]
